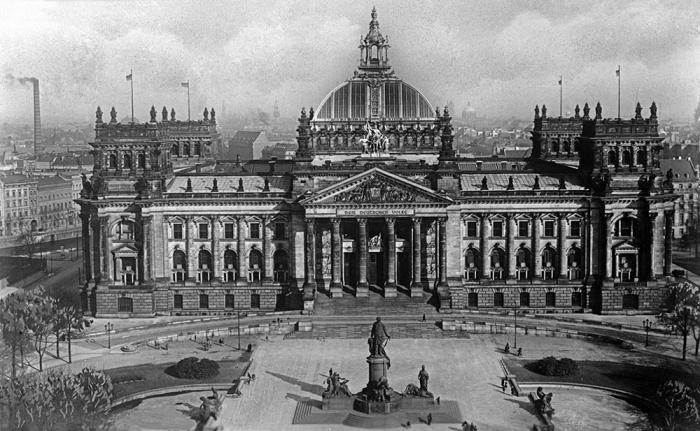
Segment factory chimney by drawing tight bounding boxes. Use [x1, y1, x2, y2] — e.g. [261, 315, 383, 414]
[19, 77, 41, 155]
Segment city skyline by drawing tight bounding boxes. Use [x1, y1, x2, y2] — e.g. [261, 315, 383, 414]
[1, 0, 700, 125]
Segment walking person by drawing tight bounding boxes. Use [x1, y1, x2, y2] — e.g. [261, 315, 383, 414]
[427, 412, 433, 425]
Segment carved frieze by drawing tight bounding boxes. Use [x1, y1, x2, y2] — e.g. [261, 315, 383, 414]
[334, 176, 416, 203]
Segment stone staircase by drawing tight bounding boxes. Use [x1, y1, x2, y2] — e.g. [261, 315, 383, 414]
[313, 287, 438, 317]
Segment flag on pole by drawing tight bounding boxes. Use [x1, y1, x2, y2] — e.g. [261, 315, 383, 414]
[181, 81, 189, 88]
[616, 66, 620, 77]
[558, 77, 562, 85]
[126, 73, 133, 81]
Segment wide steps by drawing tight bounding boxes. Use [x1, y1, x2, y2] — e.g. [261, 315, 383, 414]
[313, 290, 438, 317]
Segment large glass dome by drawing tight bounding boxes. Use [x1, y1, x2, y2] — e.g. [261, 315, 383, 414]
[314, 78, 435, 122]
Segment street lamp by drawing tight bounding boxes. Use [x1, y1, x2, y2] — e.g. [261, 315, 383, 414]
[105, 322, 113, 349]
[236, 303, 241, 351]
[513, 305, 519, 349]
[643, 319, 652, 347]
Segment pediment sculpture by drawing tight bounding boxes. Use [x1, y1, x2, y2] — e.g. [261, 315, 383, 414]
[334, 176, 416, 203]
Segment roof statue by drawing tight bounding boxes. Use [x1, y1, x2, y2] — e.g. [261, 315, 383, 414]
[364, 6, 385, 45]
[150, 105, 157, 123]
[635, 102, 643, 119]
[534, 105, 540, 119]
[203, 107, 209, 121]
[541, 104, 547, 118]
[210, 107, 216, 122]
[96, 106, 103, 123]
[595, 102, 602, 119]
[650, 101, 657, 119]
[171, 108, 176, 121]
[574, 104, 580, 118]
[110, 106, 117, 123]
[583, 102, 590, 119]
[162, 106, 168, 121]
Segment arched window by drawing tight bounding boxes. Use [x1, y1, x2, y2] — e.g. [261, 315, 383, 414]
[171, 144, 180, 157]
[464, 247, 480, 280]
[183, 143, 190, 156]
[198, 250, 213, 282]
[223, 249, 237, 282]
[541, 246, 556, 279]
[173, 250, 187, 281]
[194, 143, 201, 156]
[516, 247, 532, 280]
[551, 139, 560, 153]
[562, 140, 571, 153]
[273, 249, 289, 283]
[567, 246, 583, 280]
[116, 220, 134, 240]
[608, 150, 617, 166]
[249, 249, 263, 282]
[109, 154, 118, 169]
[490, 247, 505, 280]
[137, 153, 146, 169]
[636, 150, 646, 166]
[622, 150, 631, 165]
[123, 153, 132, 170]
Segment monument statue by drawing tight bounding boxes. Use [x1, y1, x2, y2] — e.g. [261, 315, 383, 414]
[418, 365, 429, 393]
[369, 316, 391, 368]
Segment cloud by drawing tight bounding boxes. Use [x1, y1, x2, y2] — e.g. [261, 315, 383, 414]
[0, 0, 698, 124]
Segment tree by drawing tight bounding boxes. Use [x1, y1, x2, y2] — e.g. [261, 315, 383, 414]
[24, 289, 56, 372]
[657, 281, 700, 361]
[46, 283, 83, 361]
[16, 228, 40, 260]
[0, 290, 33, 379]
[656, 380, 699, 431]
[0, 367, 113, 431]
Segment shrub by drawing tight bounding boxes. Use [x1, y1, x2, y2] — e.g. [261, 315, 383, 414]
[172, 357, 220, 379]
[526, 356, 579, 377]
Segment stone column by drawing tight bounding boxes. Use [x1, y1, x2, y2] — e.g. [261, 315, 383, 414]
[480, 215, 490, 279]
[589, 202, 602, 278]
[437, 217, 449, 300]
[507, 215, 516, 279]
[91, 215, 101, 283]
[558, 215, 567, 278]
[100, 216, 109, 281]
[411, 217, 422, 296]
[263, 216, 273, 282]
[674, 201, 681, 238]
[330, 219, 343, 297]
[606, 214, 614, 279]
[385, 217, 397, 297]
[356, 218, 369, 296]
[532, 214, 541, 279]
[303, 218, 317, 300]
[651, 211, 664, 277]
[212, 216, 220, 281]
[142, 216, 151, 282]
[236, 217, 247, 283]
[664, 210, 673, 275]
[81, 211, 91, 282]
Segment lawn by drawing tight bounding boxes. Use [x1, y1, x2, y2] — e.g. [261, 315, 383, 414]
[505, 358, 700, 398]
[106, 352, 252, 400]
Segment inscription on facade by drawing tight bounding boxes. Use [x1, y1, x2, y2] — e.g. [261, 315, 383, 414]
[337, 208, 415, 216]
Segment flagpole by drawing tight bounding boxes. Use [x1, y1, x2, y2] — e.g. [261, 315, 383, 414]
[559, 76, 563, 118]
[617, 65, 621, 119]
[130, 68, 134, 123]
[187, 80, 190, 122]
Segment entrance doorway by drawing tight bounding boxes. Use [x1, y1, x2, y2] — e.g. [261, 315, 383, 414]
[368, 252, 384, 286]
[343, 252, 356, 286]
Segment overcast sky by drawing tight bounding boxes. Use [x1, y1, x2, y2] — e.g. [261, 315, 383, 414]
[1, 0, 699, 126]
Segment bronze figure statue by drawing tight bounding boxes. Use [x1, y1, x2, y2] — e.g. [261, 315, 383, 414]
[369, 317, 391, 368]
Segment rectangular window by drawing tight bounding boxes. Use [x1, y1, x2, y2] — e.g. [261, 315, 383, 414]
[520, 292, 530, 307]
[225, 294, 235, 309]
[518, 221, 529, 237]
[249, 222, 260, 239]
[173, 294, 183, 309]
[493, 292, 504, 307]
[545, 292, 556, 307]
[224, 223, 235, 239]
[274, 222, 286, 240]
[570, 220, 581, 237]
[492, 220, 504, 238]
[199, 223, 208, 239]
[465, 221, 477, 237]
[543, 220, 555, 237]
[571, 292, 582, 307]
[173, 223, 183, 239]
[199, 294, 209, 309]
[250, 293, 261, 309]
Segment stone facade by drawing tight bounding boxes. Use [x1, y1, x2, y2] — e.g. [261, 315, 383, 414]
[78, 8, 678, 317]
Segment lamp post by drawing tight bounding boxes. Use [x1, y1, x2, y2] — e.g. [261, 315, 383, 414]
[513, 305, 519, 349]
[236, 304, 241, 351]
[105, 322, 113, 349]
[643, 319, 652, 347]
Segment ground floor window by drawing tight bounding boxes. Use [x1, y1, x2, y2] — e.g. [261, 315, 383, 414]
[545, 292, 556, 307]
[199, 294, 209, 309]
[468, 292, 478, 307]
[174, 294, 183, 309]
[571, 291, 582, 307]
[493, 292, 504, 307]
[118, 297, 133, 313]
[520, 291, 530, 307]
[250, 293, 261, 309]
[225, 294, 235, 309]
[622, 293, 639, 310]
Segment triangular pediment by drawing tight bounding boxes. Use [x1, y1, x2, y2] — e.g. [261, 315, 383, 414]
[111, 244, 139, 255]
[300, 168, 453, 205]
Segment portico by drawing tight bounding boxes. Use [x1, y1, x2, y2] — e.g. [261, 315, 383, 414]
[300, 168, 454, 301]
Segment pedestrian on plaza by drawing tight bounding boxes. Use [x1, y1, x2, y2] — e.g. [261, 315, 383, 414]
[422, 313, 426, 322]
[501, 377, 508, 392]
[436, 396, 440, 405]
[427, 412, 432, 425]
[406, 420, 411, 428]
